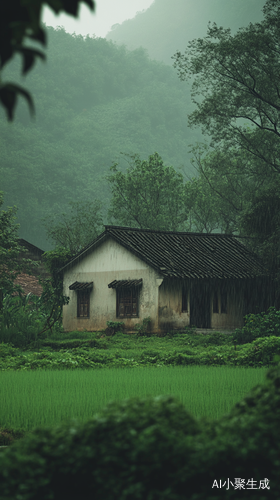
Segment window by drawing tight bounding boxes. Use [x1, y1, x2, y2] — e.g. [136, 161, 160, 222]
[213, 290, 219, 313]
[117, 287, 138, 318]
[77, 290, 90, 318]
[182, 285, 188, 312]
[221, 291, 227, 314]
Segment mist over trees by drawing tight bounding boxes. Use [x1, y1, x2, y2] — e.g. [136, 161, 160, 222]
[1, 0, 279, 285]
[174, 0, 280, 278]
[0, 26, 197, 249]
[106, 0, 266, 65]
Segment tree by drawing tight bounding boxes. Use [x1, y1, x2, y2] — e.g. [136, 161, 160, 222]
[0, 0, 95, 120]
[0, 192, 29, 296]
[173, 0, 280, 174]
[38, 247, 71, 335]
[240, 187, 280, 273]
[42, 200, 103, 255]
[185, 143, 265, 234]
[107, 152, 188, 231]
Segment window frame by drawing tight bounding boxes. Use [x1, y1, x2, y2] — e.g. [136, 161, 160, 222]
[116, 286, 139, 318]
[77, 290, 90, 318]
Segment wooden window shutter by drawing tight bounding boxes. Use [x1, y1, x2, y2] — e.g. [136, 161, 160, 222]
[117, 287, 138, 318]
[77, 291, 90, 318]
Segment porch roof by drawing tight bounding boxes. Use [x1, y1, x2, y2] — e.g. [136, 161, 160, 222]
[108, 279, 143, 288]
[69, 281, 93, 290]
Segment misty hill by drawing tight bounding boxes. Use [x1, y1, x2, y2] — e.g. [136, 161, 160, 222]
[0, 26, 197, 249]
[106, 0, 266, 65]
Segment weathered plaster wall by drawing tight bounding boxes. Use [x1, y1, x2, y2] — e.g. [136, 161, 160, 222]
[158, 279, 190, 332]
[158, 279, 244, 332]
[63, 238, 163, 332]
[211, 285, 244, 330]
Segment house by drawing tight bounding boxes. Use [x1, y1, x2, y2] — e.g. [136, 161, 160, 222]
[60, 226, 268, 334]
[13, 239, 50, 296]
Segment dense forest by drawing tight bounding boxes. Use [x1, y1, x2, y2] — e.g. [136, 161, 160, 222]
[106, 0, 266, 64]
[0, 25, 198, 249]
[0, 0, 278, 279]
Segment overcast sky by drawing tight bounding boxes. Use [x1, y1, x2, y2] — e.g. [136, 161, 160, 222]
[42, 0, 154, 38]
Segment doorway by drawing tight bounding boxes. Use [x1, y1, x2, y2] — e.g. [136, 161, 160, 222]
[190, 281, 211, 328]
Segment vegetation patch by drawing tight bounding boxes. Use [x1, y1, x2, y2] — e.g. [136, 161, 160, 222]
[0, 366, 279, 500]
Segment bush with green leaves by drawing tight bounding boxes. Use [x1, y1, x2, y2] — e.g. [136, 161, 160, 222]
[0, 366, 279, 499]
[106, 321, 125, 335]
[231, 307, 280, 345]
[0, 292, 49, 347]
[135, 316, 152, 336]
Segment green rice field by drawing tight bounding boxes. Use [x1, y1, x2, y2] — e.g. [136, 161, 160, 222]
[0, 365, 268, 431]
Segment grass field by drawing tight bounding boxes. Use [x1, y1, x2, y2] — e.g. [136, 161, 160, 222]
[0, 365, 267, 431]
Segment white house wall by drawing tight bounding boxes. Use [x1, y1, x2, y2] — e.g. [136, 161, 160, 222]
[63, 237, 162, 332]
[158, 279, 190, 332]
[211, 285, 244, 330]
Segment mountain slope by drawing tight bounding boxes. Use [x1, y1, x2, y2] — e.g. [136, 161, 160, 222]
[106, 0, 266, 64]
[0, 27, 197, 248]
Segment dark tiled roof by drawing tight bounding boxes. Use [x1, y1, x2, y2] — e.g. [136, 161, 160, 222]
[69, 281, 93, 290]
[108, 279, 143, 288]
[18, 239, 45, 257]
[61, 226, 265, 279]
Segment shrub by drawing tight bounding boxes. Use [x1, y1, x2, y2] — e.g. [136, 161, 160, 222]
[135, 317, 152, 336]
[231, 307, 280, 345]
[0, 292, 48, 347]
[106, 321, 125, 335]
[0, 367, 279, 499]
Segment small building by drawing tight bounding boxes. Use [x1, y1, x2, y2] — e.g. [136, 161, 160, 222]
[61, 226, 267, 334]
[13, 239, 50, 296]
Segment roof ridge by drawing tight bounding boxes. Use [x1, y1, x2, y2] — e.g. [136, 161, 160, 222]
[105, 225, 235, 238]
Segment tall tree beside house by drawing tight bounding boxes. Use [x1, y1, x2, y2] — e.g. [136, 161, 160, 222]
[39, 247, 71, 334]
[240, 188, 280, 276]
[42, 200, 104, 255]
[173, 0, 280, 174]
[185, 143, 267, 234]
[107, 152, 188, 231]
[172, 0, 280, 293]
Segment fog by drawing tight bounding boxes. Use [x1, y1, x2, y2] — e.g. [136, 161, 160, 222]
[42, 0, 154, 38]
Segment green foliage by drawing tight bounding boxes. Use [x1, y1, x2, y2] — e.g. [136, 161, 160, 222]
[0, 0, 94, 120]
[0, 366, 279, 499]
[186, 144, 258, 234]
[231, 307, 280, 345]
[0, 26, 195, 248]
[39, 247, 71, 334]
[0, 290, 62, 347]
[240, 188, 280, 277]
[0, 427, 27, 446]
[106, 321, 125, 335]
[173, 1, 280, 174]
[107, 152, 188, 231]
[135, 317, 152, 336]
[0, 192, 29, 295]
[173, 0, 280, 272]
[42, 200, 104, 254]
[1, 330, 280, 370]
[0, 247, 71, 348]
